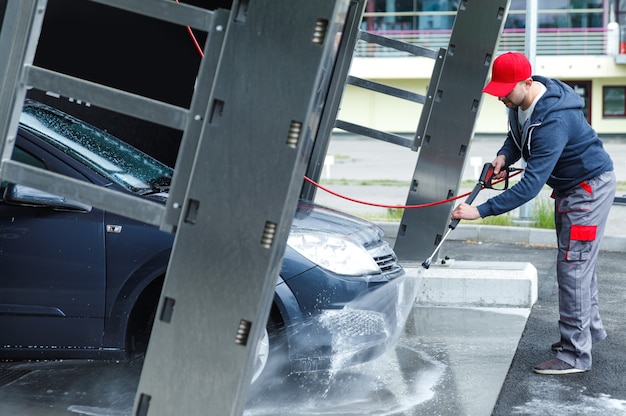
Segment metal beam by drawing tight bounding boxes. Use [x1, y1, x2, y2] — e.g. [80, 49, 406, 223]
[134, 1, 353, 415]
[0, 160, 165, 226]
[335, 120, 414, 148]
[346, 75, 426, 103]
[359, 30, 439, 58]
[162, 8, 231, 232]
[301, 0, 368, 200]
[0, 0, 47, 163]
[394, 0, 510, 262]
[24, 65, 189, 130]
[88, 0, 215, 31]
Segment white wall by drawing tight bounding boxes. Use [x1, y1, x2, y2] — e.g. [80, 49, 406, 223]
[341, 56, 626, 136]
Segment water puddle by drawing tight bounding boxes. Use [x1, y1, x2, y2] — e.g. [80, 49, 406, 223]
[245, 344, 445, 416]
[245, 270, 440, 415]
[68, 405, 130, 416]
[512, 379, 626, 416]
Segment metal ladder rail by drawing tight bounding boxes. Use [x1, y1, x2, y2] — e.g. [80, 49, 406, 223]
[333, 30, 445, 150]
[394, 0, 510, 262]
[0, 0, 223, 228]
[301, 0, 368, 201]
[357, 30, 439, 59]
[302, 23, 446, 201]
[300, 21, 445, 201]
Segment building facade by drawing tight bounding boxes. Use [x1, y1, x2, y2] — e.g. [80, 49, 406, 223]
[340, 0, 626, 136]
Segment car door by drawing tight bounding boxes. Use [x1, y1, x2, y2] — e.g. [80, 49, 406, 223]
[0, 136, 106, 352]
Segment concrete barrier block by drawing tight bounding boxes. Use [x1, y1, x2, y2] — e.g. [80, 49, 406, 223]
[411, 261, 538, 308]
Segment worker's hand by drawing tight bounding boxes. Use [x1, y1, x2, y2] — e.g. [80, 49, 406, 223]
[451, 203, 481, 221]
[491, 155, 507, 179]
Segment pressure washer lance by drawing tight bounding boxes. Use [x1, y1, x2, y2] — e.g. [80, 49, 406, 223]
[422, 163, 504, 269]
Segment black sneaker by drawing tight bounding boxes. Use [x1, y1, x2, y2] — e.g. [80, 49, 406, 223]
[533, 358, 587, 375]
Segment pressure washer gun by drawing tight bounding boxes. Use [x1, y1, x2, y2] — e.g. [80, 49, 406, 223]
[422, 162, 508, 269]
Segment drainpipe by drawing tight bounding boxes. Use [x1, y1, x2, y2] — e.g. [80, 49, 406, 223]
[607, 3, 620, 56]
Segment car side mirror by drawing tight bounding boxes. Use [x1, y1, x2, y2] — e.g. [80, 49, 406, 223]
[3, 183, 92, 212]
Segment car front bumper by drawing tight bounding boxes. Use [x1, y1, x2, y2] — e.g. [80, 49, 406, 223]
[287, 270, 420, 373]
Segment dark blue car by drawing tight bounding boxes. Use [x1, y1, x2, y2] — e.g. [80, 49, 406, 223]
[0, 100, 411, 381]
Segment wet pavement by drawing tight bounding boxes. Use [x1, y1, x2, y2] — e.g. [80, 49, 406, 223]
[438, 240, 626, 416]
[245, 295, 529, 416]
[0, 359, 141, 415]
[0, 286, 528, 416]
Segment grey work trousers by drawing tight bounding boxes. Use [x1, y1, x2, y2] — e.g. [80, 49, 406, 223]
[554, 170, 616, 370]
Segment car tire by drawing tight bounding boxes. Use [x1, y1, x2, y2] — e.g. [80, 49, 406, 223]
[251, 327, 270, 383]
[247, 308, 290, 398]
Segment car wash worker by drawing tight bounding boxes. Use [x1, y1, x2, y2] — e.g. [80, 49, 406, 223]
[451, 52, 615, 375]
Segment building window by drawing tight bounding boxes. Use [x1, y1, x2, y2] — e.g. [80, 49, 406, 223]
[506, 0, 603, 29]
[363, 0, 605, 31]
[603, 86, 626, 117]
[363, 0, 460, 31]
[359, 0, 608, 56]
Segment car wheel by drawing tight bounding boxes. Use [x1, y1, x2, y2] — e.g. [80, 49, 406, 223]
[126, 279, 162, 358]
[250, 309, 289, 385]
[251, 327, 270, 383]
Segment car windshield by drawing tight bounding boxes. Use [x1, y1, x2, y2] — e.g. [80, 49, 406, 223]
[19, 101, 173, 194]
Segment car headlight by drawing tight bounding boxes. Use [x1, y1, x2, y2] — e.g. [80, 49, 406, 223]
[287, 231, 380, 276]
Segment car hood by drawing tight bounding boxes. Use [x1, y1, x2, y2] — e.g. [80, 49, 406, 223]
[291, 200, 383, 245]
[146, 195, 383, 245]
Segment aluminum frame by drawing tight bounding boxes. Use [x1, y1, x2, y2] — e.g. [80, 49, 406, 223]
[305, 0, 509, 264]
[133, 1, 352, 415]
[302, 0, 368, 200]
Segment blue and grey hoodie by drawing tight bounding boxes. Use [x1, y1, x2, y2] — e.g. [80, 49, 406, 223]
[477, 75, 613, 218]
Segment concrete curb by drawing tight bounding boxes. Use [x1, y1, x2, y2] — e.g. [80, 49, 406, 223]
[381, 222, 620, 308]
[378, 222, 626, 253]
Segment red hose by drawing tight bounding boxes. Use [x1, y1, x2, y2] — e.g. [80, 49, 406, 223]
[304, 176, 469, 209]
[175, 0, 205, 58]
[304, 168, 522, 210]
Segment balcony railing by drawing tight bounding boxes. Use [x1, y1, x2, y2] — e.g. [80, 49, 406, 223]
[357, 7, 611, 58]
[355, 27, 608, 58]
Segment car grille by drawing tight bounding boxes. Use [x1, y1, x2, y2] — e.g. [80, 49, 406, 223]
[375, 253, 399, 273]
[367, 240, 403, 276]
[321, 309, 388, 338]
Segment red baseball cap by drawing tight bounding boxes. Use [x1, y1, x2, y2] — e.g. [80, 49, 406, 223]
[482, 52, 532, 97]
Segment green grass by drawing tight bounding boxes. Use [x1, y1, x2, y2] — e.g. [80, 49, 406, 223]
[322, 179, 410, 187]
[361, 197, 556, 228]
[454, 196, 556, 229]
[532, 197, 556, 229]
[324, 178, 626, 191]
[475, 212, 514, 227]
